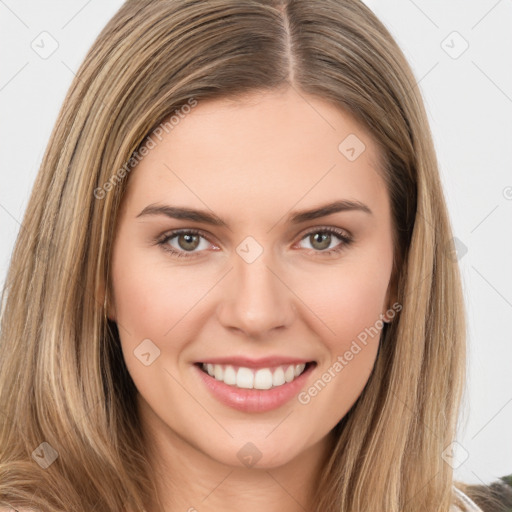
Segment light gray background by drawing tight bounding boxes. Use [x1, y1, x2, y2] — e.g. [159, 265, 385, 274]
[0, 0, 511, 486]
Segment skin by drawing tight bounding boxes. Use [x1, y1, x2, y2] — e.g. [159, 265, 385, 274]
[109, 86, 396, 512]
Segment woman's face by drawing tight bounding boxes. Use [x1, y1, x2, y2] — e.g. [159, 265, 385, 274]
[110, 87, 395, 469]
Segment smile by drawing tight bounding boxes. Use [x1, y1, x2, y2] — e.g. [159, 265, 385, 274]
[199, 362, 310, 390]
[194, 360, 317, 413]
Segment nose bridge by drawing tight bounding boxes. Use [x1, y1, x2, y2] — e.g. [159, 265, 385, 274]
[217, 246, 295, 337]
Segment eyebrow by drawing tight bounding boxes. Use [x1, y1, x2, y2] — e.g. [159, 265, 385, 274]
[136, 199, 372, 227]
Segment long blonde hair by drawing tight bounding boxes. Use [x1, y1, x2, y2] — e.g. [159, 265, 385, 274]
[0, 1, 466, 510]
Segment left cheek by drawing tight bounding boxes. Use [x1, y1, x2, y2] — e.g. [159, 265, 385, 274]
[320, 268, 388, 347]
[320, 273, 384, 398]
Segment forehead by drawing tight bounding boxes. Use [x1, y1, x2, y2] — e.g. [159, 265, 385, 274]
[121, 88, 388, 224]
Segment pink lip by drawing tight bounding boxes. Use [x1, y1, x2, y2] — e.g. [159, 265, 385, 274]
[197, 356, 313, 368]
[193, 362, 316, 413]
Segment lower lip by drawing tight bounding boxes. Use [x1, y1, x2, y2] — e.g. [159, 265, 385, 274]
[194, 363, 316, 413]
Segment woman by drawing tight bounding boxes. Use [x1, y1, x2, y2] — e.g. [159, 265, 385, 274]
[0, 0, 484, 510]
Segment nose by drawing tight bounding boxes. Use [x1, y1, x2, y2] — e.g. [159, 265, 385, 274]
[216, 251, 296, 339]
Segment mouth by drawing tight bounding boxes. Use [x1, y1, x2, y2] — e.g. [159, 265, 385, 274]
[195, 361, 316, 390]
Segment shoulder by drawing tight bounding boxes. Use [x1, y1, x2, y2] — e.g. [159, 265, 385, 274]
[451, 486, 484, 512]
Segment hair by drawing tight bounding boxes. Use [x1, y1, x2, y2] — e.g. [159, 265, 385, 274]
[0, 1, 467, 511]
[458, 477, 512, 512]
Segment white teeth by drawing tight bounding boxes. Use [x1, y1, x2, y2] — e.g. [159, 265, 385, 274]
[284, 365, 295, 383]
[201, 362, 309, 389]
[272, 367, 285, 387]
[223, 365, 237, 385]
[254, 369, 273, 390]
[236, 367, 254, 389]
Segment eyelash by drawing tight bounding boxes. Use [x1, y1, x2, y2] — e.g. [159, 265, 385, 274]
[155, 227, 353, 259]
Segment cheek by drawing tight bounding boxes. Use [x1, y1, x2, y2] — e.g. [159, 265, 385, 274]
[293, 252, 390, 409]
[302, 259, 390, 351]
[295, 249, 391, 424]
[334, 272, 387, 342]
[111, 243, 211, 339]
[110, 246, 211, 402]
[294, 276, 385, 427]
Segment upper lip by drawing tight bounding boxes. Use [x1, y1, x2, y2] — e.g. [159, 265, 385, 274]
[196, 356, 315, 368]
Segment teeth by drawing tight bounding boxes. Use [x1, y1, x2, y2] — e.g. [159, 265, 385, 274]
[272, 367, 285, 386]
[201, 362, 308, 389]
[223, 365, 237, 385]
[237, 367, 254, 389]
[294, 363, 306, 377]
[254, 368, 273, 390]
[214, 364, 223, 381]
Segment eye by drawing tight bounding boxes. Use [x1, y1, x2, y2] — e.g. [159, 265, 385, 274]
[155, 226, 353, 259]
[297, 227, 353, 255]
[156, 229, 215, 258]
